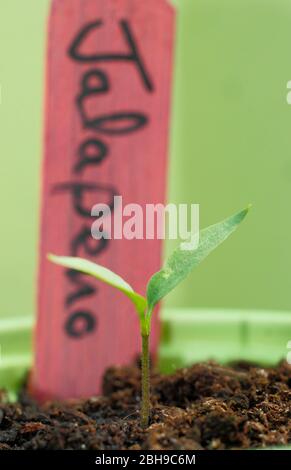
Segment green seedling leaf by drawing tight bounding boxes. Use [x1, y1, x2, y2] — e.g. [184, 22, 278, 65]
[146, 206, 251, 314]
[47, 254, 147, 319]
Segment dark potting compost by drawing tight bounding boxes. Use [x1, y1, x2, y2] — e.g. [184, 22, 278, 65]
[0, 361, 290, 450]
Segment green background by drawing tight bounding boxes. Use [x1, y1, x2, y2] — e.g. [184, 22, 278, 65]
[0, 0, 291, 321]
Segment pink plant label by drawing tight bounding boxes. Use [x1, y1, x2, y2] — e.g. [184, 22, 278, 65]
[33, 0, 175, 399]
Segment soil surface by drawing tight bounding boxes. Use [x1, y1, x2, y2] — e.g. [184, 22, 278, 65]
[0, 361, 290, 450]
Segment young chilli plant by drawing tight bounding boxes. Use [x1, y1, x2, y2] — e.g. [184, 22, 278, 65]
[48, 206, 250, 428]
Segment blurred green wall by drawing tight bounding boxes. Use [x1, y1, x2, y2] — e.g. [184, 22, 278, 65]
[0, 0, 291, 320]
[167, 0, 291, 311]
[0, 0, 48, 319]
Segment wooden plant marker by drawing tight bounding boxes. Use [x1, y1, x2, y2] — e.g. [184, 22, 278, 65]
[33, 0, 175, 399]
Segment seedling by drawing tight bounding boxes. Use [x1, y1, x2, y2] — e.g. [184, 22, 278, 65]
[48, 206, 250, 427]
